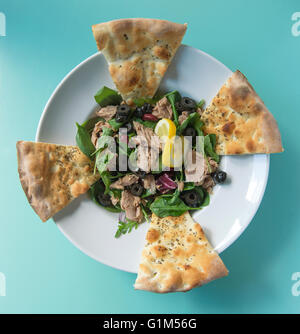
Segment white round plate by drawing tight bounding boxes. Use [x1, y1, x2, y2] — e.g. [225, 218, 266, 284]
[36, 45, 269, 273]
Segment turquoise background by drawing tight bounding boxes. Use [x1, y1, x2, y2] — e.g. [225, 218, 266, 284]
[0, 0, 299, 314]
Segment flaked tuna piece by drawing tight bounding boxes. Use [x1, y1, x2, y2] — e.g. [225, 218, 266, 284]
[143, 174, 156, 194]
[132, 122, 161, 150]
[91, 121, 113, 147]
[152, 97, 173, 119]
[96, 105, 117, 121]
[176, 180, 184, 192]
[110, 174, 139, 190]
[185, 149, 219, 184]
[198, 175, 215, 193]
[178, 111, 189, 125]
[120, 190, 143, 222]
[132, 122, 161, 173]
[184, 150, 206, 183]
[111, 194, 120, 206]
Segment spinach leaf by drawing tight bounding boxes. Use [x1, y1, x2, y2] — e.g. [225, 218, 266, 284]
[94, 86, 122, 107]
[133, 96, 161, 107]
[108, 118, 124, 131]
[150, 195, 189, 217]
[89, 181, 121, 213]
[176, 112, 201, 135]
[190, 115, 204, 137]
[204, 134, 220, 163]
[150, 185, 210, 217]
[183, 182, 195, 191]
[165, 91, 181, 126]
[81, 116, 104, 134]
[132, 117, 157, 130]
[102, 126, 114, 136]
[198, 187, 210, 207]
[100, 171, 112, 195]
[75, 122, 95, 159]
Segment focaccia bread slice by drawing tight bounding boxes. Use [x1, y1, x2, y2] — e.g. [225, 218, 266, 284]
[202, 70, 283, 154]
[92, 18, 187, 104]
[134, 212, 228, 293]
[16, 141, 100, 222]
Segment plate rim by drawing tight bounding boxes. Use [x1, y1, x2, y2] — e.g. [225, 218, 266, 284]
[35, 45, 270, 273]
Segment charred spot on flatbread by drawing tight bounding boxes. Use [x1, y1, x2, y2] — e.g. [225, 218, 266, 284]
[202, 70, 283, 154]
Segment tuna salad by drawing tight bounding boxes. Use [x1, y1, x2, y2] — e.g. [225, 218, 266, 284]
[75, 86, 228, 238]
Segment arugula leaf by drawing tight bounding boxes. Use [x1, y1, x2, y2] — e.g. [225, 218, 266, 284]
[94, 86, 122, 107]
[165, 91, 181, 126]
[115, 219, 139, 238]
[75, 122, 95, 159]
[204, 134, 220, 163]
[89, 181, 121, 213]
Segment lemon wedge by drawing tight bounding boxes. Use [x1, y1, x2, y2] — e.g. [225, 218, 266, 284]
[154, 118, 176, 143]
[162, 136, 184, 168]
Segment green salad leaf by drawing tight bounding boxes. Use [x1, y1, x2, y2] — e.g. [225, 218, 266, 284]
[176, 112, 204, 136]
[150, 195, 188, 217]
[165, 90, 181, 126]
[94, 86, 122, 107]
[133, 96, 161, 107]
[197, 99, 205, 109]
[108, 118, 124, 131]
[100, 171, 112, 195]
[115, 219, 139, 238]
[132, 117, 157, 130]
[204, 134, 220, 163]
[95, 149, 115, 174]
[150, 186, 210, 218]
[191, 115, 204, 136]
[75, 122, 96, 159]
[81, 116, 104, 134]
[89, 181, 121, 213]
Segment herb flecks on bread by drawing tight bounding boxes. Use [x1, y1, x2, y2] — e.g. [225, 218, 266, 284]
[202, 70, 283, 154]
[92, 18, 187, 104]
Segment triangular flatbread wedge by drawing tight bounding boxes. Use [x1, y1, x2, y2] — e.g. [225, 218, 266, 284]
[134, 212, 228, 293]
[16, 141, 99, 222]
[92, 18, 187, 104]
[202, 70, 283, 154]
